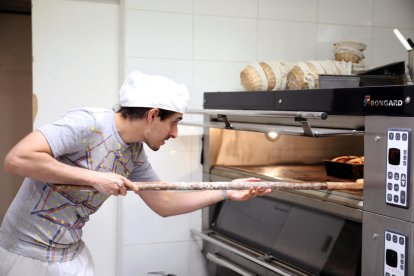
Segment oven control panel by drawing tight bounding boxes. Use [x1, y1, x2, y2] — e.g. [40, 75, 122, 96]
[384, 230, 407, 276]
[386, 129, 411, 208]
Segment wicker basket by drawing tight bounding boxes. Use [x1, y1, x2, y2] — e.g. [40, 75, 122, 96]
[287, 62, 320, 90]
[240, 63, 267, 91]
[335, 52, 362, 63]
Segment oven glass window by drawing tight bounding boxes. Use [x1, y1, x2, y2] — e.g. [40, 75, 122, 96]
[213, 197, 362, 275]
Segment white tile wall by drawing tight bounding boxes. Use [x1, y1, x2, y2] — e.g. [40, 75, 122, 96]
[121, 0, 414, 275]
[193, 60, 247, 106]
[121, 241, 193, 276]
[374, 0, 414, 28]
[258, 0, 318, 22]
[194, 0, 258, 18]
[125, 10, 193, 59]
[122, 194, 192, 245]
[258, 19, 318, 61]
[194, 15, 257, 61]
[125, 0, 193, 13]
[318, 0, 374, 26]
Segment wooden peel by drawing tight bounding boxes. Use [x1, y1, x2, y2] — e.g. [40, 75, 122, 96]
[51, 180, 363, 192]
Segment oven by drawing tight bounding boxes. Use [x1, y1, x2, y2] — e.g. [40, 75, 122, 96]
[187, 85, 414, 276]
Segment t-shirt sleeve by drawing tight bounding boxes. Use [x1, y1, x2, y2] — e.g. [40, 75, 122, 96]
[129, 145, 160, 182]
[37, 110, 95, 158]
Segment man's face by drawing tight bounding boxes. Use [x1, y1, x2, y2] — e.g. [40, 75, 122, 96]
[144, 112, 183, 151]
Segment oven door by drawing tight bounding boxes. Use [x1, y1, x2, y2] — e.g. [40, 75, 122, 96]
[195, 194, 362, 276]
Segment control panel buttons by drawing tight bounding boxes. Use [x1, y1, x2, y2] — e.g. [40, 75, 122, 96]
[384, 230, 407, 276]
[386, 129, 410, 208]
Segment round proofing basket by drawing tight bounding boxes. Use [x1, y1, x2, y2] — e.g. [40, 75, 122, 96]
[269, 61, 293, 90]
[306, 62, 323, 88]
[240, 64, 264, 91]
[260, 62, 276, 90]
[286, 65, 307, 90]
[240, 63, 270, 91]
[333, 41, 366, 51]
[287, 61, 322, 90]
[335, 52, 362, 63]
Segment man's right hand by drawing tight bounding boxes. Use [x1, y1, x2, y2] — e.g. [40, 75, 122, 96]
[91, 171, 139, 196]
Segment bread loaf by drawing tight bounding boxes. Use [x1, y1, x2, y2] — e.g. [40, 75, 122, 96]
[332, 155, 364, 164]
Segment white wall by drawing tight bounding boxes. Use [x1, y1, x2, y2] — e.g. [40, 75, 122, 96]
[31, 0, 414, 276]
[32, 1, 120, 276]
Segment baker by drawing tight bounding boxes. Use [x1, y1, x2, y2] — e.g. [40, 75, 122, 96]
[0, 71, 271, 276]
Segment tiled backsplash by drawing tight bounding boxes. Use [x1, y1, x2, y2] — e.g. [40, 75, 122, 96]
[125, 0, 414, 109]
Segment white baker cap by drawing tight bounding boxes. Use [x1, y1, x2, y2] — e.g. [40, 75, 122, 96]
[119, 71, 190, 113]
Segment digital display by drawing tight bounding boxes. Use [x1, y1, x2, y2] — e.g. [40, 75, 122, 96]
[386, 249, 398, 267]
[388, 148, 400, 165]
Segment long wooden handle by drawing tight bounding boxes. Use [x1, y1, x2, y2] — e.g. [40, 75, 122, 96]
[51, 181, 363, 192]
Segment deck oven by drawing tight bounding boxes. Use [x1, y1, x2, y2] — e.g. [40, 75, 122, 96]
[188, 85, 414, 276]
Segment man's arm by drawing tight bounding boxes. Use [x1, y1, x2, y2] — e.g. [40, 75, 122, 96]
[4, 130, 138, 195]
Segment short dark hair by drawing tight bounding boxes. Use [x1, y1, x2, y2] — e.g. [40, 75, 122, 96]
[118, 107, 176, 121]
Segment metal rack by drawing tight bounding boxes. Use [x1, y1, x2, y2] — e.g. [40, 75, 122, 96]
[182, 108, 365, 137]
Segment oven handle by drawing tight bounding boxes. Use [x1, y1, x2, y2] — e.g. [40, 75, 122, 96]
[206, 252, 256, 276]
[191, 230, 292, 276]
[186, 108, 328, 120]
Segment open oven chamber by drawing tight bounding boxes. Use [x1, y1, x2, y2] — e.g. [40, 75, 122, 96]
[185, 85, 414, 276]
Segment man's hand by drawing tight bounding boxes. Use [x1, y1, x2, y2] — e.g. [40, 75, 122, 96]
[91, 171, 139, 196]
[226, 177, 272, 201]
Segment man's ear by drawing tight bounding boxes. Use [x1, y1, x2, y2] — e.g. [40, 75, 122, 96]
[147, 108, 159, 122]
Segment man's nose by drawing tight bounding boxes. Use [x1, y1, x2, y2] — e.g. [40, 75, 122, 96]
[170, 127, 178, 139]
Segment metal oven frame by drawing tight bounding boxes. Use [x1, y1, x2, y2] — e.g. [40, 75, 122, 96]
[185, 85, 414, 276]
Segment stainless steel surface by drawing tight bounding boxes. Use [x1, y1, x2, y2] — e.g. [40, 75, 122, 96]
[362, 211, 414, 275]
[187, 108, 328, 120]
[206, 253, 255, 276]
[192, 230, 296, 276]
[181, 119, 364, 137]
[199, 105, 365, 275]
[199, 86, 414, 275]
[364, 116, 414, 222]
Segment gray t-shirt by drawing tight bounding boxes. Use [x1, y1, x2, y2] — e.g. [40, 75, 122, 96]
[0, 108, 158, 262]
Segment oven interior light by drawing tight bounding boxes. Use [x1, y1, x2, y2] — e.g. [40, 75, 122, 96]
[265, 132, 279, 141]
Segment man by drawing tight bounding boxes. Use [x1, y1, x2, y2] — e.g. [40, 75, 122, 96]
[0, 71, 270, 275]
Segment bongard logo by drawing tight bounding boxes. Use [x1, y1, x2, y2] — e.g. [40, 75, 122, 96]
[364, 95, 403, 107]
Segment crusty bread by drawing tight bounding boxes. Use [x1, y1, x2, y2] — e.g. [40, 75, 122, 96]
[346, 157, 364, 164]
[332, 155, 364, 164]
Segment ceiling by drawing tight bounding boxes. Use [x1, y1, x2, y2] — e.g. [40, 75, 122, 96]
[0, 0, 31, 14]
